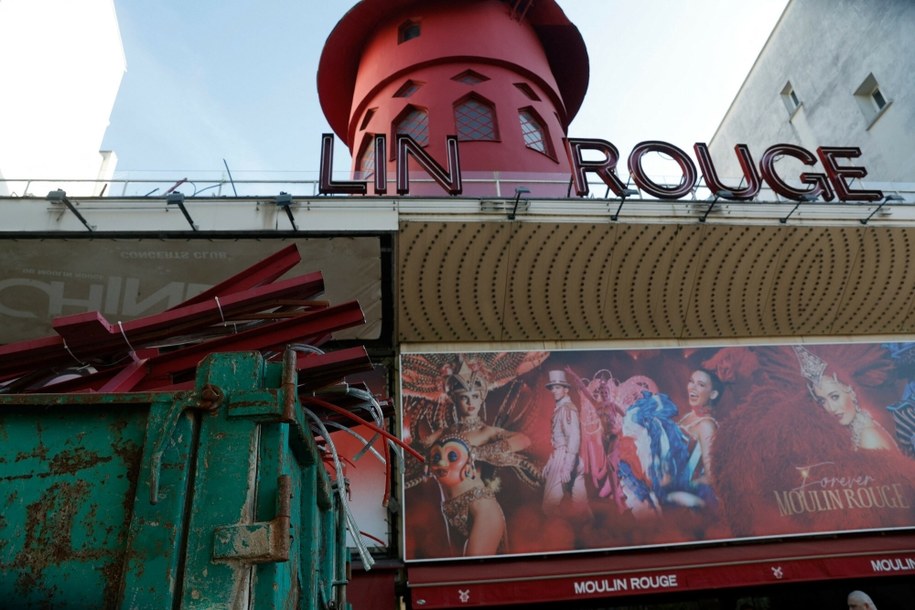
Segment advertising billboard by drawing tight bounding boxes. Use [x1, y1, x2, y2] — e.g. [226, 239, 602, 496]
[400, 342, 915, 561]
[0, 237, 382, 344]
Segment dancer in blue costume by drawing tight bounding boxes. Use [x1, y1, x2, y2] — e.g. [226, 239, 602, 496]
[621, 391, 691, 508]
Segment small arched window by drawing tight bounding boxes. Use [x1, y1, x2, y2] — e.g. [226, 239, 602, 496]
[394, 106, 430, 147]
[359, 108, 376, 131]
[398, 20, 421, 43]
[514, 82, 541, 101]
[454, 95, 497, 141]
[519, 108, 551, 156]
[394, 80, 422, 98]
[452, 70, 489, 85]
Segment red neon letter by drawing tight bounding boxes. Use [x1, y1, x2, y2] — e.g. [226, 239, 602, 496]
[694, 143, 761, 200]
[563, 138, 627, 197]
[816, 147, 882, 202]
[370, 134, 388, 195]
[628, 141, 698, 200]
[396, 135, 462, 196]
[319, 134, 367, 195]
[760, 144, 835, 202]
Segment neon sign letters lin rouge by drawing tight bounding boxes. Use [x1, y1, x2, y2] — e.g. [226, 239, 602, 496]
[319, 134, 884, 203]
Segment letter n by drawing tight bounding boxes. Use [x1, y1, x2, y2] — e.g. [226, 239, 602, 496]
[396, 135, 462, 195]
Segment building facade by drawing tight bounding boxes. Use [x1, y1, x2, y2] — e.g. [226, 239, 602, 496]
[709, 0, 915, 187]
[317, 0, 588, 197]
[2, 0, 915, 609]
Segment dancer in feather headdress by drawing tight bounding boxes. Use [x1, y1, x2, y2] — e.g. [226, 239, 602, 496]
[565, 368, 638, 514]
[401, 351, 547, 555]
[713, 344, 915, 538]
[792, 345, 897, 452]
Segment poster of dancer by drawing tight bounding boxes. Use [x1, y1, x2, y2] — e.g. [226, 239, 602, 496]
[400, 342, 915, 561]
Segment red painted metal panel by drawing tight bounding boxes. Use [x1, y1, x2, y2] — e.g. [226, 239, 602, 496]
[348, 566, 399, 610]
[295, 346, 373, 391]
[98, 358, 150, 393]
[34, 309, 362, 395]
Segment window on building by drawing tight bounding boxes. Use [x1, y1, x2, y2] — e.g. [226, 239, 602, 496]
[394, 80, 422, 98]
[780, 81, 802, 116]
[355, 137, 376, 180]
[872, 87, 887, 109]
[394, 105, 430, 147]
[452, 70, 489, 85]
[854, 72, 892, 128]
[518, 107, 552, 157]
[359, 108, 377, 131]
[454, 95, 498, 142]
[514, 82, 541, 101]
[398, 20, 421, 44]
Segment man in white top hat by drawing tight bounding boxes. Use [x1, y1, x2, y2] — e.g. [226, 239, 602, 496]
[542, 369, 591, 518]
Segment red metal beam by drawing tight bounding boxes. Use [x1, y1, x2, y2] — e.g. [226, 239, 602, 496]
[55, 271, 326, 346]
[0, 271, 325, 378]
[98, 359, 150, 393]
[30, 310, 367, 394]
[132, 301, 365, 390]
[170, 244, 303, 309]
[295, 346, 373, 391]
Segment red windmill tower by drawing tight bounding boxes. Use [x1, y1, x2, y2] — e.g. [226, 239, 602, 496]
[318, 0, 589, 197]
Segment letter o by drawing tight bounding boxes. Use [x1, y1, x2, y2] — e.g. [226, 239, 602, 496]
[628, 141, 698, 200]
[856, 487, 875, 508]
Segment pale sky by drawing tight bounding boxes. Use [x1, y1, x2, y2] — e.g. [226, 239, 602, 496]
[101, 0, 790, 185]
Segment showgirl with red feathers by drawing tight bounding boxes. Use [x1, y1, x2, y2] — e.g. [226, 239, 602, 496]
[713, 344, 915, 538]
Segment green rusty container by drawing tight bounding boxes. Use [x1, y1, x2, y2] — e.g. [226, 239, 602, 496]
[0, 351, 349, 609]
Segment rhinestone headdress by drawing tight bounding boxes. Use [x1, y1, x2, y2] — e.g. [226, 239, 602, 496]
[793, 345, 828, 386]
[443, 359, 489, 400]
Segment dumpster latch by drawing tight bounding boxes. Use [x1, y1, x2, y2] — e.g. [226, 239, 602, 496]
[149, 384, 225, 504]
[212, 475, 292, 563]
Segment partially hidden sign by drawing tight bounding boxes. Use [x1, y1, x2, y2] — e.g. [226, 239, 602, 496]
[400, 342, 915, 561]
[0, 237, 382, 344]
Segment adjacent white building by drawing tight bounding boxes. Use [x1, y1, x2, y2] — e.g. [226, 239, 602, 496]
[709, 0, 915, 187]
[0, 0, 125, 197]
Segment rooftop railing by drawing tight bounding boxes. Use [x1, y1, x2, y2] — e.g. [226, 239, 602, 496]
[3, 171, 914, 204]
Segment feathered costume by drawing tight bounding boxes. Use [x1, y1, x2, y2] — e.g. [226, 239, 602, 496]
[625, 392, 691, 498]
[402, 352, 546, 489]
[713, 344, 915, 538]
[401, 352, 547, 556]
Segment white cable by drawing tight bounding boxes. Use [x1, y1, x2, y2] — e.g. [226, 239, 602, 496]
[323, 421, 386, 464]
[287, 343, 326, 355]
[344, 388, 406, 466]
[304, 408, 375, 570]
[346, 388, 384, 423]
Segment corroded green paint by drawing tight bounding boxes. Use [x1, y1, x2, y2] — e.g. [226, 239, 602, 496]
[0, 351, 349, 609]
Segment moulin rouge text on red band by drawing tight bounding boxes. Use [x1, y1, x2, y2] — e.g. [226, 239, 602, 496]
[319, 133, 884, 203]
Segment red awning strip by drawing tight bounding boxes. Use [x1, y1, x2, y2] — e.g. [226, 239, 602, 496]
[407, 534, 915, 608]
